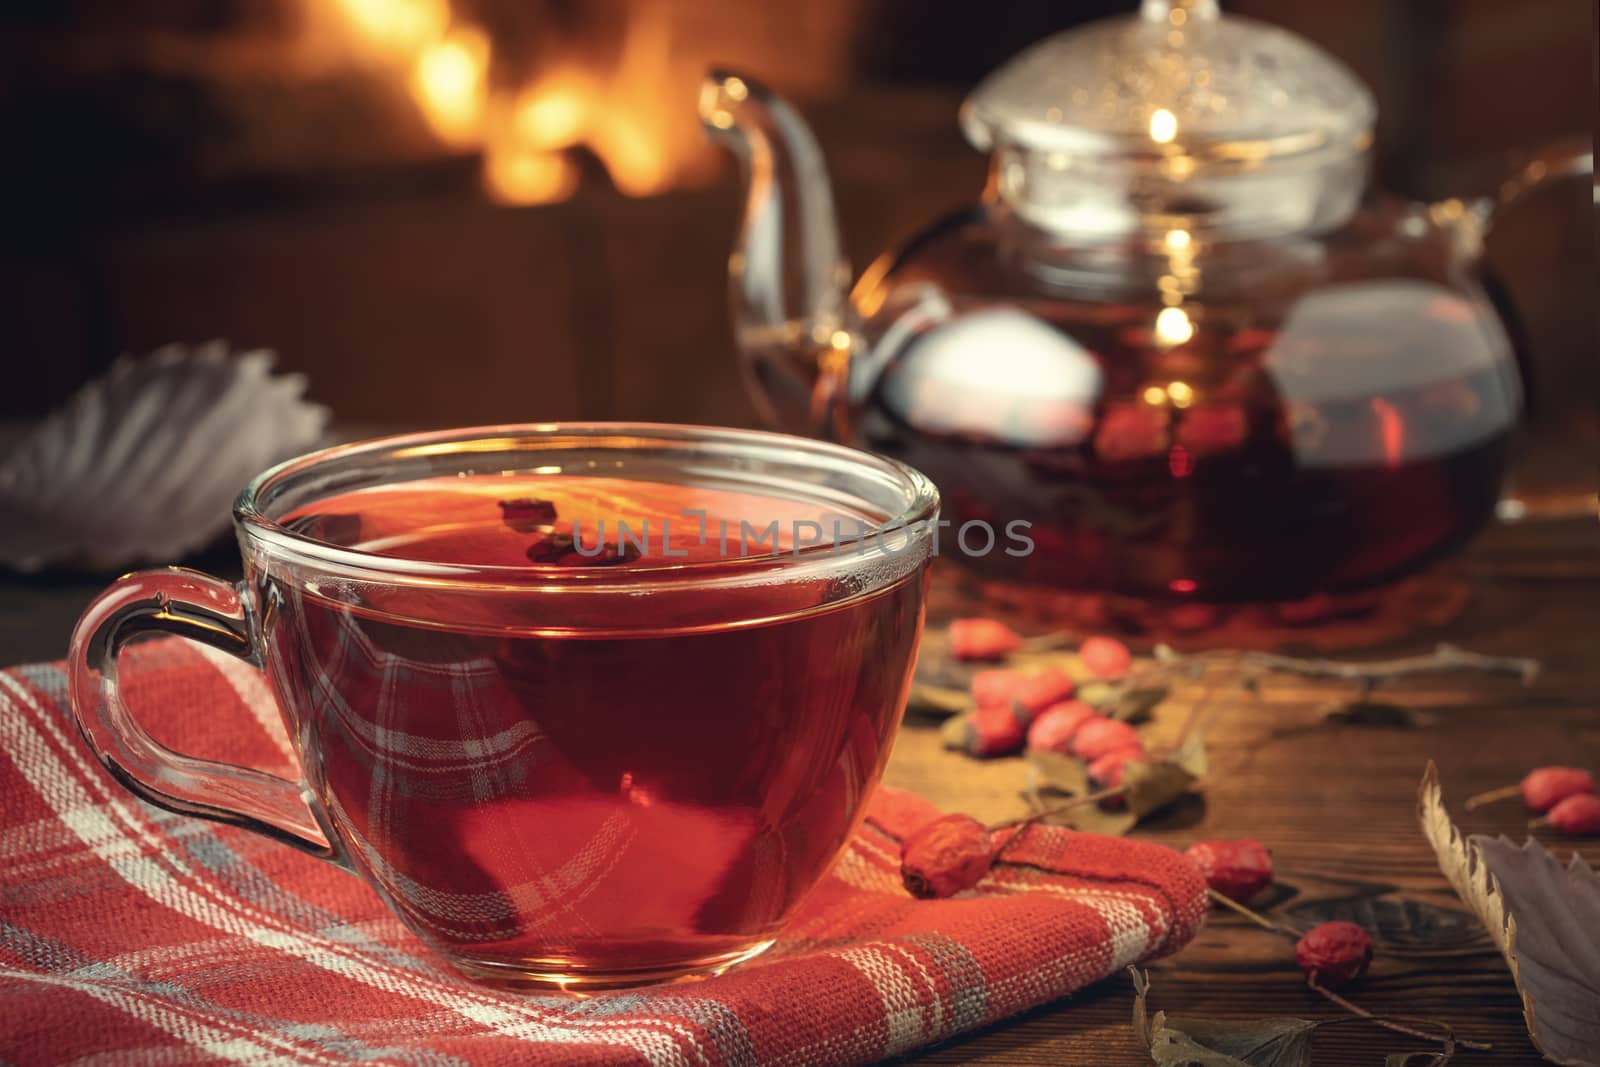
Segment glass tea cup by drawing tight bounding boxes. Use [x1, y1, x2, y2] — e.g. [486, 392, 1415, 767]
[68, 423, 939, 989]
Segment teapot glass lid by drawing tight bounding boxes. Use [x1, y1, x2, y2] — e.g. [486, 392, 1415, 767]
[961, 0, 1377, 238]
[962, 0, 1374, 164]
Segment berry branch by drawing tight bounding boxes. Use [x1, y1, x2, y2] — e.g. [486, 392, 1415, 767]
[1152, 642, 1540, 687]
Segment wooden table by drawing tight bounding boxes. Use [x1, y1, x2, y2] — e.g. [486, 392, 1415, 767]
[884, 514, 1599, 1065]
[1, 512, 1594, 1065]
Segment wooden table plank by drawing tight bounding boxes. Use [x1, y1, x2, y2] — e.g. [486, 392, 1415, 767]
[887, 515, 1599, 1065]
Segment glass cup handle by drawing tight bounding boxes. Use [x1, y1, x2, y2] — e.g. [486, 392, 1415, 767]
[67, 566, 345, 864]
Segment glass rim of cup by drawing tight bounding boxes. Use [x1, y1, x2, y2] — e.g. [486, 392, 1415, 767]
[233, 421, 941, 592]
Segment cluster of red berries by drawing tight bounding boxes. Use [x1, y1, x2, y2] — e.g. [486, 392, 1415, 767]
[947, 623, 1143, 781]
[1184, 838, 1374, 988]
[1468, 765, 1598, 835]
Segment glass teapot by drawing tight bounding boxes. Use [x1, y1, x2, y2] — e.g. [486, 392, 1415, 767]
[698, 0, 1591, 603]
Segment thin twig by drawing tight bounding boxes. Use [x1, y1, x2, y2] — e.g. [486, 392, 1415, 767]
[1153, 643, 1540, 687]
[1463, 784, 1521, 812]
[990, 787, 1126, 832]
[1308, 975, 1491, 1050]
[1206, 889, 1306, 939]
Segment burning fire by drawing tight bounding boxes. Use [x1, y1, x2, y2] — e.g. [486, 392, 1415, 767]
[329, 0, 715, 204]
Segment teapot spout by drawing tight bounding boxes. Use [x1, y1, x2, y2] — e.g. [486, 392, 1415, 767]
[700, 70, 855, 438]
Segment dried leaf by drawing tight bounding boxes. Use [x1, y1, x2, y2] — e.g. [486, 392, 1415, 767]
[1114, 686, 1170, 724]
[1026, 748, 1091, 797]
[915, 633, 972, 694]
[1024, 751, 1137, 834]
[1011, 649, 1096, 684]
[1114, 732, 1205, 826]
[1387, 1053, 1453, 1067]
[1025, 738, 1203, 837]
[1060, 804, 1141, 836]
[1418, 762, 1600, 1066]
[1320, 701, 1434, 728]
[1132, 968, 1319, 1066]
[1078, 681, 1121, 709]
[907, 682, 975, 717]
[939, 715, 972, 750]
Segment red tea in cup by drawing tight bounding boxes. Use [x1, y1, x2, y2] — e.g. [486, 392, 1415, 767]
[70, 426, 938, 988]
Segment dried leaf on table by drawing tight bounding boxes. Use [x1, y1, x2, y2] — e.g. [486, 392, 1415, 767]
[910, 629, 973, 690]
[906, 682, 975, 717]
[1024, 736, 1205, 837]
[1026, 749, 1092, 796]
[1387, 1053, 1455, 1067]
[1320, 701, 1435, 728]
[1113, 686, 1170, 724]
[1131, 968, 1319, 1066]
[1418, 762, 1600, 1066]
[1122, 734, 1206, 817]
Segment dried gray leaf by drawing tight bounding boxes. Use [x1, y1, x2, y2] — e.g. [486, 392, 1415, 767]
[906, 682, 975, 717]
[1026, 748, 1091, 797]
[1387, 1053, 1453, 1067]
[1114, 686, 1170, 724]
[1320, 701, 1434, 728]
[1078, 681, 1121, 709]
[1418, 763, 1600, 1066]
[1132, 968, 1318, 1067]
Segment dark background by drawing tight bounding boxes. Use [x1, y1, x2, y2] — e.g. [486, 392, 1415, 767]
[0, 0, 1593, 433]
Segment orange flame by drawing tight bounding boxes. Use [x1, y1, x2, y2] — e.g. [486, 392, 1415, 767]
[331, 0, 712, 204]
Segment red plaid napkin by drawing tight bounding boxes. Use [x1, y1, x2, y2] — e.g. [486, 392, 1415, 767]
[0, 641, 1206, 1066]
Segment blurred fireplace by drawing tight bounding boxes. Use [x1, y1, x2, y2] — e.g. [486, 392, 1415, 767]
[0, 0, 1591, 434]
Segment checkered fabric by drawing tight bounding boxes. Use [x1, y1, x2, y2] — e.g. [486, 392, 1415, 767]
[0, 641, 1206, 1066]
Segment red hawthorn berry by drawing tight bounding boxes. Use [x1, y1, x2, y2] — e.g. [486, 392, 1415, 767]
[1094, 403, 1169, 462]
[1176, 404, 1249, 457]
[1071, 717, 1142, 762]
[900, 814, 995, 898]
[964, 704, 1027, 758]
[1522, 767, 1596, 813]
[1013, 670, 1077, 720]
[971, 668, 1026, 708]
[1541, 793, 1600, 836]
[1295, 922, 1373, 988]
[1088, 745, 1145, 790]
[1185, 839, 1274, 903]
[948, 618, 1024, 661]
[1078, 636, 1132, 681]
[1026, 700, 1098, 754]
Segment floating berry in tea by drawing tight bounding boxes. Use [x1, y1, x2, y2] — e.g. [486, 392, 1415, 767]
[497, 497, 558, 531]
[900, 814, 995, 898]
[1295, 921, 1373, 988]
[1078, 636, 1132, 681]
[525, 532, 641, 566]
[1537, 793, 1600, 836]
[948, 618, 1024, 661]
[1070, 717, 1142, 762]
[1026, 700, 1097, 754]
[1185, 839, 1274, 903]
